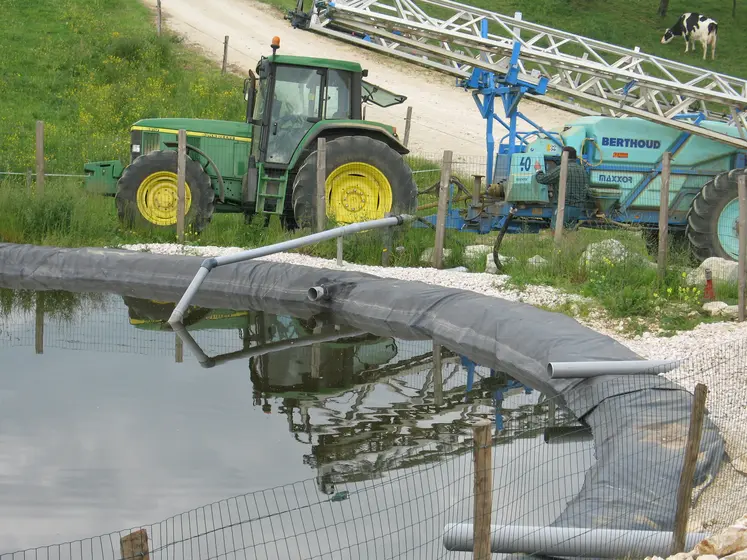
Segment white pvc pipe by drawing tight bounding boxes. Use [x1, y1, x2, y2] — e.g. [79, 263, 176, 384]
[547, 359, 683, 378]
[442, 524, 709, 558]
[167, 214, 412, 326]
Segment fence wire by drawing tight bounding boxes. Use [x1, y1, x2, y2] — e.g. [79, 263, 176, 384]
[0, 288, 746, 560]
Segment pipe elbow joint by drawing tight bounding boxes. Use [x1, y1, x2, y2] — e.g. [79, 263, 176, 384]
[201, 257, 218, 271]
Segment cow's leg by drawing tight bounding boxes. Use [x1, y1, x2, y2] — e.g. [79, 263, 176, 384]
[702, 39, 707, 60]
[711, 35, 717, 59]
[683, 34, 689, 52]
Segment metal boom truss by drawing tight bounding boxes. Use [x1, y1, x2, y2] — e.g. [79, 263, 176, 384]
[287, 0, 747, 153]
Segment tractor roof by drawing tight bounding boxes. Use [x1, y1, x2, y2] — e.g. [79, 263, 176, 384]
[268, 54, 363, 73]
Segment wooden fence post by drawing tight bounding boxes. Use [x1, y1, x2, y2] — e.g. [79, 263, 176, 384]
[433, 342, 443, 406]
[156, 0, 162, 35]
[176, 129, 186, 243]
[336, 235, 343, 266]
[403, 106, 413, 148]
[473, 419, 493, 560]
[738, 173, 746, 322]
[672, 383, 708, 554]
[658, 151, 672, 280]
[315, 137, 327, 232]
[35, 120, 44, 196]
[433, 150, 453, 268]
[553, 150, 569, 244]
[381, 212, 393, 266]
[35, 292, 45, 355]
[222, 36, 229, 74]
[472, 174, 483, 206]
[121, 529, 150, 560]
[175, 334, 183, 363]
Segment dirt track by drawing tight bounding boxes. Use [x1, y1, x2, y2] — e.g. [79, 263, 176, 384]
[144, 0, 575, 159]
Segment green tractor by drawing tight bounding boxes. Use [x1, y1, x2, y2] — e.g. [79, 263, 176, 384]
[84, 37, 418, 232]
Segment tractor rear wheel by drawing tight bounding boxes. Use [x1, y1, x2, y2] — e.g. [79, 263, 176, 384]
[685, 169, 743, 262]
[115, 150, 215, 233]
[290, 136, 417, 229]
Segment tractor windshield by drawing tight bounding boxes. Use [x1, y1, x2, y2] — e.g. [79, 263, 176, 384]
[266, 65, 322, 165]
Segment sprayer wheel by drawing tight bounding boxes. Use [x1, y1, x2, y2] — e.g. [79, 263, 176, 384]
[115, 150, 215, 233]
[685, 169, 743, 262]
[291, 136, 417, 229]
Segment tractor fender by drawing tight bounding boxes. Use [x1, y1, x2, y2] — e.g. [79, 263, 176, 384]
[163, 141, 226, 203]
[288, 122, 409, 171]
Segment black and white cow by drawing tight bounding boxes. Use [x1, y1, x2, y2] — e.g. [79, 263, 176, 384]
[661, 12, 718, 60]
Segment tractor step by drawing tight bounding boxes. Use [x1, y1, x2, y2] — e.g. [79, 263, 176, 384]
[256, 168, 289, 215]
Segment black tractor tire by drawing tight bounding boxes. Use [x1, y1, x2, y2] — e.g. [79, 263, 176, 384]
[115, 150, 215, 233]
[685, 169, 743, 262]
[290, 136, 418, 229]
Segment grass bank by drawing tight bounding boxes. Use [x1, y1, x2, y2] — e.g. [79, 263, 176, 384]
[0, 0, 245, 174]
[2, 175, 738, 336]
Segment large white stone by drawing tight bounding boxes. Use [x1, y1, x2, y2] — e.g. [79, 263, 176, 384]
[689, 514, 747, 557]
[420, 247, 452, 264]
[579, 238, 629, 268]
[485, 253, 498, 274]
[703, 301, 729, 316]
[485, 253, 516, 274]
[527, 255, 548, 268]
[464, 244, 493, 260]
[702, 301, 739, 320]
[720, 551, 747, 560]
[686, 257, 740, 286]
[666, 553, 694, 560]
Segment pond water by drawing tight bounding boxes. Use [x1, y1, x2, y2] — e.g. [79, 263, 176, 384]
[0, 289, 596, 558]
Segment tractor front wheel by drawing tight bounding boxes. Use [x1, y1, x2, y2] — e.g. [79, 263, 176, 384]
[115, 150, 215, 233]
[685, 169, 743, 262]
[291, 136, 418, 229]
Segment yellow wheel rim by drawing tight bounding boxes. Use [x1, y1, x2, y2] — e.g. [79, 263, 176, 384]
[136, 171, 192, 226]
[326, 162, 393, 223]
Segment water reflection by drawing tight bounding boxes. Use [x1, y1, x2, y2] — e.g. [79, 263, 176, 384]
[0, 288, 595, 553]
[119, 294, 591, 488]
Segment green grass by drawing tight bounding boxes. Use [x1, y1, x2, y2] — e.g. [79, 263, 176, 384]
[0, 177, 473, 269]
[490, 226, 741, 334]
[0, 0, 245, 174]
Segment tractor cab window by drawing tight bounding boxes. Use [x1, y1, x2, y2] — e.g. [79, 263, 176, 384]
[266, 65, 322, 165]
[361, 80, 406, 108]
[324, 70, 352, 120]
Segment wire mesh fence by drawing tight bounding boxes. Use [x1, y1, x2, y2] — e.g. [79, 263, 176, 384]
[1, 286, 747, 560]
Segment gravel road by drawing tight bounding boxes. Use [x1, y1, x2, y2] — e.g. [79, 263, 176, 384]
[140, 0, 574, 158]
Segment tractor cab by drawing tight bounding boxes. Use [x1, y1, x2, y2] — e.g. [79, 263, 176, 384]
[243, 36, 406, 168]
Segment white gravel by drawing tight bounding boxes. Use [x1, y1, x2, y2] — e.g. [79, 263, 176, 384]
[121, 241, 747, 531]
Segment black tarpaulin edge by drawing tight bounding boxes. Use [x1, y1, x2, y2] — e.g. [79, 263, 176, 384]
[0, 242, 726, 536]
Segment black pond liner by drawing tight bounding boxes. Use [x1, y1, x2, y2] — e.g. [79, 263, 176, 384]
[0, 243, 726, 551]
